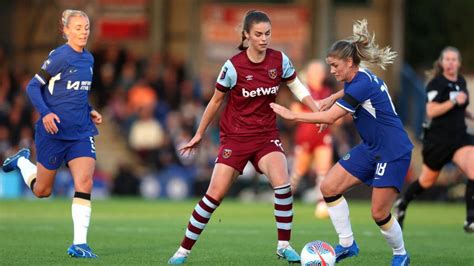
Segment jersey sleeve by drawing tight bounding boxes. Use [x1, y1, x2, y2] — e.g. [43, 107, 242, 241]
[281, 52, 296, 81]
[425, 79, 444, 103]
[215, 60, 237, 92]
[336, 75, 371, 113]
[34, 49, 66, 85]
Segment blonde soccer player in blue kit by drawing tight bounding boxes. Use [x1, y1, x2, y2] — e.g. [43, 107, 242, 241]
[3, 9, 102, 258]
[271, 20, 412, 266]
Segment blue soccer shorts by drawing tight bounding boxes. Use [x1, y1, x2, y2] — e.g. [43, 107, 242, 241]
[35, 134, 97, 170]
[338, 144, 411, 192]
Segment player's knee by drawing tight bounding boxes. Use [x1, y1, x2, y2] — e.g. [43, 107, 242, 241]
[76, 177, 94, 191]
[320, 179, 337, 196]
[370, 205, 389, 222]
[34, 186, 52, 198]
[465, 163, 474, 179]
[418, 177, 436, 188]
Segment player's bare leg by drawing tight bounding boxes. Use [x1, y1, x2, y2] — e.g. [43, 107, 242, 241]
[394, 165, 440, 229]
[453, 146, 474, 232]
[289, 146, 310, 192]
[313, 146, 332, 219]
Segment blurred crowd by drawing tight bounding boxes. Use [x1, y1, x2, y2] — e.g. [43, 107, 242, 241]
[0, 43, 361, 199]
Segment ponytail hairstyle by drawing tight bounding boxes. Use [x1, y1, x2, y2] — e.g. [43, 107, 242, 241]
[237, 10, 271, 50]
[60, 9, 89, 40]
[327, 19, 397, 70]
[425, 46, 461, 81]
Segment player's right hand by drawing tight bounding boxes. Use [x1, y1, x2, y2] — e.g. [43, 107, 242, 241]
[455, 91, 468, 105]
[178, 134, 203, 156]
[317, 95, 335, 111]
[42, 112, 61, 134]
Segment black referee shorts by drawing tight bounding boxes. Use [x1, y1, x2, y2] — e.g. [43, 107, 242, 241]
[422, 134, 472, 171]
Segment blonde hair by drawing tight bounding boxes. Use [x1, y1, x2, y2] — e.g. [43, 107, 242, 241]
[61, 9, 89, 39]
[327, 19, 397, 70]
[425, 46, 461, 81]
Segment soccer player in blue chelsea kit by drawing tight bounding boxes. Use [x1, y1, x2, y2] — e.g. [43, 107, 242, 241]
[271, 20, 412, 266]
[2, 10, 102, 258]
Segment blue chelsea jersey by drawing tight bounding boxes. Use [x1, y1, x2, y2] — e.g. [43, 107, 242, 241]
[336, 68, 413, 162]
[35, 44, 98, 140]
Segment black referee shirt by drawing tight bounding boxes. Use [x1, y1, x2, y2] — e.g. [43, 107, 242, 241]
[424, 74, 469, 142]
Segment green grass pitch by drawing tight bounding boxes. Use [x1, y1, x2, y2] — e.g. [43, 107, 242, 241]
[0, 198, 473, 265]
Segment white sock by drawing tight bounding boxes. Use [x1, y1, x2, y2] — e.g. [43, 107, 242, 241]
[327, 196, 354, 247]
[175, 246, 190, 257]
[379, 216, 406, 255]
[17, 157, 37, 188]
[277, 240, 290, 249]
[72, 200, 91, 245]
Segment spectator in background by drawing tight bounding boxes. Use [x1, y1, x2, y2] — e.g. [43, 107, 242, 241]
[128, 103, 165, 165]
[394, 46, 474, 233]
[290, 60, 334, 219]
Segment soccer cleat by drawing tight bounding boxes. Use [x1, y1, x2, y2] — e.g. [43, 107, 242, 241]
[168, 248, 189, 264]
[334, 240, 359, 263]
[391, 253, 410, 266]
[276, 245, 301, 263]
[393, 198, 407, 229]
[464, 221, 474, 233]
[67, 244, 98, 258]
[2, 148, 30, 172]
[168, 254, 187, 264]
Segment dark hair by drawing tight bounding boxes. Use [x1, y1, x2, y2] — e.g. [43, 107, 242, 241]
[237, 10, 271, 50]
[425, 46, 461, 80]
[327, 19, 396, 70]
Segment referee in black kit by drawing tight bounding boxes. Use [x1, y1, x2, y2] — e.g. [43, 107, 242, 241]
[394, 46, 474, 233]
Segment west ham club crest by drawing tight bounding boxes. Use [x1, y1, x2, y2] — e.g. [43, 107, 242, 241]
[268, 68, 277, 79]
[222, 148, 232, 159]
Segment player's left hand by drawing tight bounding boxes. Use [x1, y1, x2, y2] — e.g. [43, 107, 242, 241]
[90, 110, 103, 125]
[270, 103, 296, 120]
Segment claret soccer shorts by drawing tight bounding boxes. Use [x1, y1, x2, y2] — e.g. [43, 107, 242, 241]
[216, 132, 285, 174]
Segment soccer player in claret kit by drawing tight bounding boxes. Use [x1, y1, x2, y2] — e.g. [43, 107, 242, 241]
[168, 10, 319, 264]
[2, 10, 102, 258]
[271, 19, 413, 266]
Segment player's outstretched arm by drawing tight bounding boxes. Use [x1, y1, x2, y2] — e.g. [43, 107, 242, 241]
[318, 89, 344, 111]
[271, 102, 347, 124]
[179, 88, 226, 156]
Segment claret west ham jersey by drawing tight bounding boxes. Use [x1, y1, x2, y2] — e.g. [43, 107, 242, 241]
[34, 44, 98, 140]
[336, 68, 413, 162]
[215, 48, 296, 138]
